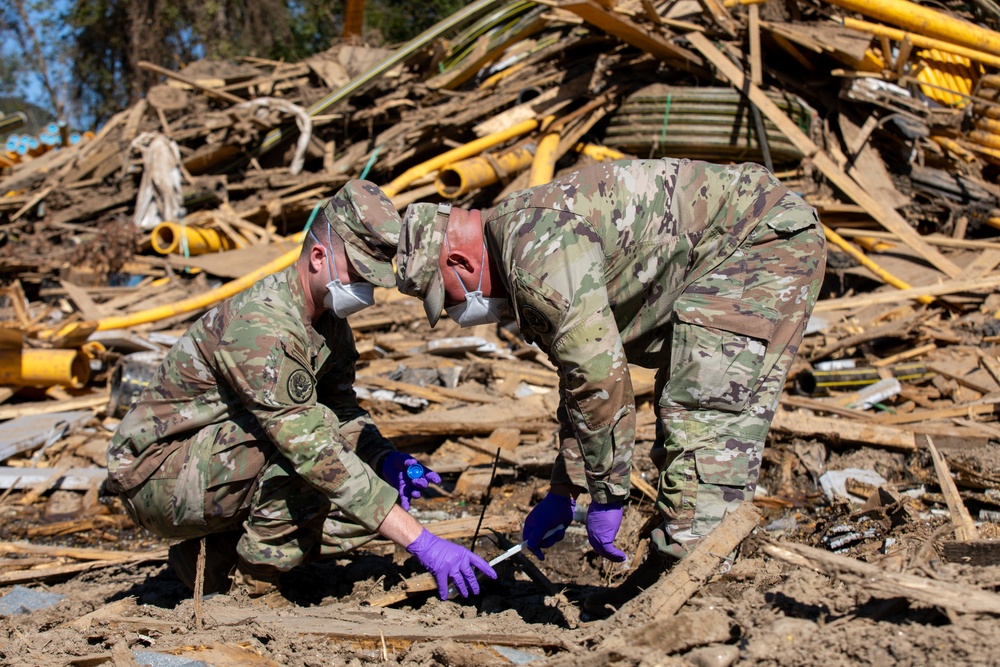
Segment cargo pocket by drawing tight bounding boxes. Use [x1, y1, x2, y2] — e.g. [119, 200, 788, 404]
[691, 448, 749, 536]
[171, 435, 213, 527]
[205, 439, 272, 522]
[666, 295, 777, 413]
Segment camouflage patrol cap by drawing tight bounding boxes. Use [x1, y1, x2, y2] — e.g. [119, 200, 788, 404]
[396, 202, 451, 326]
[322, 179, 401, 287]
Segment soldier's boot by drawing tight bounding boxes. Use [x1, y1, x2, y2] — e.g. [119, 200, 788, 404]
[582, 551, 669, 618]
[167, 530, 242, 594]
[229, 560, 282, 598]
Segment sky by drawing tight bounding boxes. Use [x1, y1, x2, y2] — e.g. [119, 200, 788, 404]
[2, 0, 79, 133]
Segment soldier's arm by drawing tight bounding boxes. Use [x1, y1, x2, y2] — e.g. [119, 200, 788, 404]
[315, 320, 396, 472]
[213, 311, 398, 532]
[511, 224, 636, 505]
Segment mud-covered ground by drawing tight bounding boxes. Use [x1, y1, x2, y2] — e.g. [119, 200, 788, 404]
[1, 438, 999, 666]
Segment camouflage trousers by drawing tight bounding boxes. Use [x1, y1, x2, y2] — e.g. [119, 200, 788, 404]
[650, 202, 825, 559]
[120, 439, 380, 577]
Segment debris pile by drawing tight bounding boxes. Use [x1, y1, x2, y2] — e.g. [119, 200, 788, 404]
[1, 0, 1000, 664]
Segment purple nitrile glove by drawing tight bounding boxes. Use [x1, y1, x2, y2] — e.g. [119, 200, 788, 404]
[380, 452, 442, 511]
[586, 501, 627, 562]
[405, 528, 497, 600]
[522, 492, 575, 560]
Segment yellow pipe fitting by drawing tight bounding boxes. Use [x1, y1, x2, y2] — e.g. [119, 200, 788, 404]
[91, 232, 306, 332]
[382, 116, 554, 199]
[529, 132, 561, 187]
[824, 226, 935, 305]
[831, 0, 1000, 58]
[435, 142, 536, 198]
[151, 222, 235, 255]
[0, 348, 92, 388]
[574, 142, 628, 162]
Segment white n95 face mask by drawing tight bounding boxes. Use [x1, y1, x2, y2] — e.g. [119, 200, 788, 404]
[310, 228, 375, 319]
[444, 241, 505, 327]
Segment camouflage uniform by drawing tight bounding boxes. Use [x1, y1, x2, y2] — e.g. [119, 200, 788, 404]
[398, 159, 824, 559]
[106, 180, 402, 578]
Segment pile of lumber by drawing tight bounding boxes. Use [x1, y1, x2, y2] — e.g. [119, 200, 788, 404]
[0, 0, 999, 595]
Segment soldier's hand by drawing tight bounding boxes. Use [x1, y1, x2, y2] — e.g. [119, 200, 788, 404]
[380, 452, 442, 511]
[522, 492, 574, 560]
[586, 501, 627, 562]
[405, 529, 497, 599]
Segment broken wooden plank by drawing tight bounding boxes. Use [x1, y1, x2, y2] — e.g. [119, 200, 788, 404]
[138, 61, 247, 106]
[584, 502, 760, 651]
[771, 409, 918, 450]
[357, 375, 499, 404]
[377, 392, 558, 439]
[873, 399, 1000, 425]
[926, 435, 980, 541]
[762, 540, 1000, 615]
[0, 411, 94, 463]
[813, 274, 1000, 312]
[941, 540, 1000, 565]
[191, 606, 573, 651]
[560, 1, 701, 65]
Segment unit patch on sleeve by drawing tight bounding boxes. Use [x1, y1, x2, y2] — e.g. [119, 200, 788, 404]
[287, 368, 315, 404]
[520, 304, 553, 335]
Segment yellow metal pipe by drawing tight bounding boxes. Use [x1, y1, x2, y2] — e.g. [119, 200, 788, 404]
[529, 132, 561, 187]
[852, 235, 894, 253]
[382, 116, 553, 199]
[574, 142, 628, 162]
[0, 348, 93, 388]
[93, 232, 306, 332]
[150, 222, 236, 255]
[435, 142, 536, 198]
[478, 62, 529, 89]
[844, 18, 1000, 69]
[969, 130, 1000, 150]
[929, 134, 976, 162]
[835, 4, 1000, 59]
[974, 116, 1000, 133]
[824, 225, 935, 305]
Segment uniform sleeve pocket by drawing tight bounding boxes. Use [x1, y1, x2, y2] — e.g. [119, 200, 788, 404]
[764, 203, 819, 236]
[510, 267, 567, 349]
[666, 296, 777, 413]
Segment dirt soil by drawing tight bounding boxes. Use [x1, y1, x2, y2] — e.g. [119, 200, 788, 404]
[1, 439, 999, 666]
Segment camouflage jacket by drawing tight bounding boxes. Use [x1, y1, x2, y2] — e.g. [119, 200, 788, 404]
[106, 265, 398, 531]
[483, 158, 817, 503]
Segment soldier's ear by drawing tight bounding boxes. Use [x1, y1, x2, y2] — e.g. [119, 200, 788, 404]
[310, 243, 328, 272]
[445, 250, 475, 273]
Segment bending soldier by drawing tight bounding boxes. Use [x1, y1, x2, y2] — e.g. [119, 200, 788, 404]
[106, 180, 496, 600]
[395, 158, 825, 609]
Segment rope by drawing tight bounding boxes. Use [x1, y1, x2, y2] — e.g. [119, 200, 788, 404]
[360, 144, 382, 180]
[658, 93, 673, 146]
